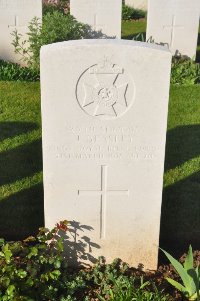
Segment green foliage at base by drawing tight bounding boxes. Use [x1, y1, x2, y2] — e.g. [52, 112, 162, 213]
[0, 222, 170, 301]
[84, 258, 169, 301]
[0, 221, 87, 301]
[171, 58, 200, 85]
[122, 5, 146, 21]
[161, 246, 200, 300]
[1, 221, 198, 300]
[98, 277, 169, 301]
[0, 60, 39, 82]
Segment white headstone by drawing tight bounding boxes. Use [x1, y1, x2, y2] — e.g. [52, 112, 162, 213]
[125, 0, 148, 11]
[146, 0, 200, 59]
[70, 0, 122, 39]
[0, 0, 42, 65]
[41, 39, 171, 269]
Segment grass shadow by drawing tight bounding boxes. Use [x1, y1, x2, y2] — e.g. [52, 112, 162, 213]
[159, 124, 200, 263]
[0, 121, 43, 239]
[196, 33, 200, 62]
[0, 121, 38, 142]
[164, 124, 200, 172]
[159, 170, 200, 263]
[0, 183, 44, 240]
[0, 139, 42, 186]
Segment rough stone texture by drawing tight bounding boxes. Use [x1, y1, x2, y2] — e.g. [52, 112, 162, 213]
[125, 0, 148, 10]
[41, 39, 171, 269]
[0, 0, 42, 65]
[70, 0, 122, 38]
[146, 0, 200, 59]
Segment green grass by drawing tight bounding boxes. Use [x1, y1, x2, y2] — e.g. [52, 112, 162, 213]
[161, 86, 200, 257]
[0, 82, 200, 260]
[0, 82, 43, 240]
[122, 20, 146, 40]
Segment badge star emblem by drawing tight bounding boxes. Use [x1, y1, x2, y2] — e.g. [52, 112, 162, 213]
[76, 57, 134, 120]
[83, 58, 128, 117]
[83, 76, 128, 117]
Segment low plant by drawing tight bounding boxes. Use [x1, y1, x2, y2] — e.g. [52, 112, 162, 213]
[132, 33, 200, 85]
[80, 257, 170, 301]
[98, 275, 169, 301]
[171, 58, 200, 85]
[161, 245, 200, 301]
[134, 31, 200, 86]
[0, 60, 39, 81]
[82, 257, 129, 288]
[12, 11, 90, 70]
[122, 4, 146, 21]
[0, 221, 87, 300]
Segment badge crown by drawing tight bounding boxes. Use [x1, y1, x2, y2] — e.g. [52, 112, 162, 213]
[90, 58, 123, 74]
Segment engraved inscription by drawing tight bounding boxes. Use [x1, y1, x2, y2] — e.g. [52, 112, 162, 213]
[78, 165, 129, 239]
[76, 57, 135, 120]
[48, 125, 162, 161]
[163, 15, 184, 48]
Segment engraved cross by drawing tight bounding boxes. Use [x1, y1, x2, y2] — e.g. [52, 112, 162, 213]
[8, 15, 26, 30]
[78, 165, 129, 239]
[163, 15, 184, 48]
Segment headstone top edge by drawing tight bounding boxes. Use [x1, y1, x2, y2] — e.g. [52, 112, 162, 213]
[40, 39, 172, 55]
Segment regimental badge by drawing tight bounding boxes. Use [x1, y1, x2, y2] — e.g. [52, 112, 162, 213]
[76, 57, 135, 120]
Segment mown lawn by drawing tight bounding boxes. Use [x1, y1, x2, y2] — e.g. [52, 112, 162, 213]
[0, 82, 43, 240]
[122, 20, 146, 40]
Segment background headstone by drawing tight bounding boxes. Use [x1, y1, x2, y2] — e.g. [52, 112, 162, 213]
[0, 0, 42, 65]
[41, 39, 171, 269]
[146, 0, 200, 59]
[70, 0, 122, 38]
[125, 0, 148, 11]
